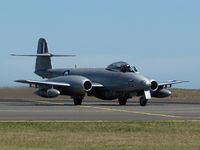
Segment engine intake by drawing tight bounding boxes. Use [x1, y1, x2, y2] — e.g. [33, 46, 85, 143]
[83, 81, 92, 91]
[150, 80, 158, 91]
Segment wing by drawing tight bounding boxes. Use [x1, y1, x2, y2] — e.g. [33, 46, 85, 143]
[158, 80, 189, 88]
[15, 80, 103, 88]
[91, 82, 103, 87]
[15, 80, 71, 87]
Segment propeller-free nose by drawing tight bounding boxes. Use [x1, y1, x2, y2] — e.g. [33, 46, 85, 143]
[141, 80, 151, 88]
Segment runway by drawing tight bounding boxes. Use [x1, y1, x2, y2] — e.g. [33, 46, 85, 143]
[0, 98, 199, 121]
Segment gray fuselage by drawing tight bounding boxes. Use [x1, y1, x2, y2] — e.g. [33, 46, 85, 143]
[36, 67, 151, 100]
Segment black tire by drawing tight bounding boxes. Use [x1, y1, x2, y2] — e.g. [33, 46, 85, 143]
[140, 97, 147, 106]
[73, 97, 83, 105]
[118, 98, 127, 105]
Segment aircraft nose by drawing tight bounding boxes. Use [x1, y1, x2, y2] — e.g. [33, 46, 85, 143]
[141, 80, 151, 88]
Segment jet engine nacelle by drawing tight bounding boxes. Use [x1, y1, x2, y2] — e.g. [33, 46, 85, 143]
[150, 80, 158, 91]
[49, 75, 92, 95]
[35, 88, 60, 98]
[152, 89, 171, 98]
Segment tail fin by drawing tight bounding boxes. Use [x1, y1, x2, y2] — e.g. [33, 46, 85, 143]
[35, 38, 52, 75]
[11, 38, 76, 78]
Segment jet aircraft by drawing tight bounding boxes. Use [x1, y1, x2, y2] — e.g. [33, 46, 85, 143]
[12, 38, 188, 106]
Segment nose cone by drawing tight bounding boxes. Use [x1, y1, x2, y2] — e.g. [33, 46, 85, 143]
[141, 80, 151, 88]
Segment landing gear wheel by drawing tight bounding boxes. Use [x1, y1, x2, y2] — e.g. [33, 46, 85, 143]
[73, 97, 83, 105]
[140, 97, 148, 106]
[118, 98, 127, 105]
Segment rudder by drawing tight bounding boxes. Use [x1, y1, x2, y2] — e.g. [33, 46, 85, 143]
[35, 38, 52, 77]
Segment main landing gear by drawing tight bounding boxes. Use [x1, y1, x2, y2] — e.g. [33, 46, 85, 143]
[73, 96, 84, 105]
[139, 96, 148, 106]
[118, 96, 148, 106]
[118, 97, 127, 105]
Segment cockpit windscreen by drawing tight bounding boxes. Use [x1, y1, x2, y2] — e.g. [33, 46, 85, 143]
[106, 61, 138, 73]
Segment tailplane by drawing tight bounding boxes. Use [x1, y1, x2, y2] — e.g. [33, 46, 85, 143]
[11, 38, 76, 78]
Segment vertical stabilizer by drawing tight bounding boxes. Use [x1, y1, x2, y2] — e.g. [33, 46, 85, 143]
[35, 38, 52, 77]
[12, 38, 76, 79]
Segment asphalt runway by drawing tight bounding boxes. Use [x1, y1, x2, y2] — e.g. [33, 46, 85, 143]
[0, 98, 199, 121]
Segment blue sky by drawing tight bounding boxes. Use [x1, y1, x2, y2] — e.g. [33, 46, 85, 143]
[0, 0, 199, 88]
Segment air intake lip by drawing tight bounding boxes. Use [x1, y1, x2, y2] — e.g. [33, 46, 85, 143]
[83, 81, 92, 91]
[150, 80, 158, 91]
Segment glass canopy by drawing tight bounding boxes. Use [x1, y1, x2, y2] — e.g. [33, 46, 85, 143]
[106, 61, 138, 73]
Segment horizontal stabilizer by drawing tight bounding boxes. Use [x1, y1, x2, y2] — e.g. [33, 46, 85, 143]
[11, 53, 76, 57]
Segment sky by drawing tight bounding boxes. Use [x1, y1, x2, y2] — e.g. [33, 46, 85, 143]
[0, 0, 199, 88]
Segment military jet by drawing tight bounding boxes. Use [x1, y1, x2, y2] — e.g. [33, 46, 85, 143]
[12, 38, 188, 106]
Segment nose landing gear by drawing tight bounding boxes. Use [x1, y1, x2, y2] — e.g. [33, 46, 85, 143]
[139, 96, 148, 106]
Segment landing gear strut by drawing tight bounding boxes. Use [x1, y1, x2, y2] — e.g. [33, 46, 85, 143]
[139, 96, 148, 106]
[73, 96, 84, 105]
[118, 98, 127, 105]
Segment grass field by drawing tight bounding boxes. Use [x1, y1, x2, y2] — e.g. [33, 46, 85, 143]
[0, 121, 200, 150]
[0, 88, 199, 150]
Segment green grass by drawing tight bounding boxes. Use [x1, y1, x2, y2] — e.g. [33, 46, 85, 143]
[0, 121, 199, 150]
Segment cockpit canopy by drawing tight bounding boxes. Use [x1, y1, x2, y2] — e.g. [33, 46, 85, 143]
[106, 61, 138, 73]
